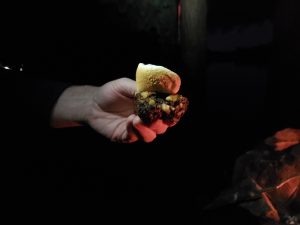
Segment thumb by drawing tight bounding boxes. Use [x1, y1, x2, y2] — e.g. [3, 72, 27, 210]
[114, 77, 136, 98]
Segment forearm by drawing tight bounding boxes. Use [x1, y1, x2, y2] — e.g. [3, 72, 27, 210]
[51, 85, 98, 128]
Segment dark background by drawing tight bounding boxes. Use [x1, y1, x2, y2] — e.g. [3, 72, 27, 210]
[1, 0, 300, 224]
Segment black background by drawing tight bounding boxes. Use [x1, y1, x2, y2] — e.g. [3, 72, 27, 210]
[1, 0, 300, 224]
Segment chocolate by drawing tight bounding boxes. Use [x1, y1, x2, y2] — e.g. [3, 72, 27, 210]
[134, 91, 189, 125]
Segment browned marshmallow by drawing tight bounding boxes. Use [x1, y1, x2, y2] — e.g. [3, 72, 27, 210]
[136, 63, 181, 94]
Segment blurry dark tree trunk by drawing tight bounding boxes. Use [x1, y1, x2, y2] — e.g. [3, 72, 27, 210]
[180, 0, 207, 80]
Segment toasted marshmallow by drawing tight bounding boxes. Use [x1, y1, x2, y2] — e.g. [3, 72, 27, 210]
[136, 63, 181, 94]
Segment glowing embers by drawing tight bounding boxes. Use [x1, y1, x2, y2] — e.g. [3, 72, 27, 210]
[207, 129, 300, 225]
[273, 128, 300, 151]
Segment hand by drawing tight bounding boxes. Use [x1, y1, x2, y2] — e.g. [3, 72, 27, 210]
[51, 78, 169, 143]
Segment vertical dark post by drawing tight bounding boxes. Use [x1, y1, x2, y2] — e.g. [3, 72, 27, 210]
[180, 0, 207, 81]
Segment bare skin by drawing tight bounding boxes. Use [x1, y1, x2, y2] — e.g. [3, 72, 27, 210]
[51, 78, 169, 143]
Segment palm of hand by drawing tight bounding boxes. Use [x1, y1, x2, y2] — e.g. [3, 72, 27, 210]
[87, 78, 169, 143]
[88, 79, 138, 142]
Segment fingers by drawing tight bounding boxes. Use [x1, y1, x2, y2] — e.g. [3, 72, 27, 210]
[131, 116, 173, 142]
[132, 116, 157, 143]
[114, 78, 136, 98]
[123, 114, 139, 143]
[149, 119, 168, 134]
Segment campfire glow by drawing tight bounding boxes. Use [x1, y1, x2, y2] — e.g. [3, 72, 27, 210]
[208, 128, 300, 225]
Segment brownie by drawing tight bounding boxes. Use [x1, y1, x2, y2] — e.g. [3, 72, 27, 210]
[134, 91, 189, 125]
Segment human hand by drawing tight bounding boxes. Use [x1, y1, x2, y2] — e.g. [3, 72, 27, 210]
[51, 78, 170, 143]
[88, 78, 170, 143]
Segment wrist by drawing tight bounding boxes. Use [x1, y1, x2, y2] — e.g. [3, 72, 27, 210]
[51, 85, 99, 128]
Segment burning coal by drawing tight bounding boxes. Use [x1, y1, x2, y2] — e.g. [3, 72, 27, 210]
[207, 128, 300, 225]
